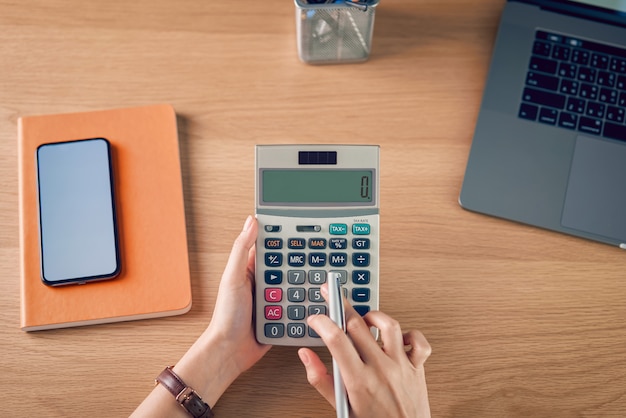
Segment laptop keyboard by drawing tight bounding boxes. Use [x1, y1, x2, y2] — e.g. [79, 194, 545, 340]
[518, 30, 626, 142]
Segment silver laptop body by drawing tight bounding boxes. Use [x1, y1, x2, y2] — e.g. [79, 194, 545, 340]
[460, 0, 626, 249]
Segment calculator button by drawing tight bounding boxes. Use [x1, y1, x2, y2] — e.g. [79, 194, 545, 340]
[265, 288, 283, 302]
[264, 225, 281, 233]
[265, 306, 282, 320]
[288, 305, 306, 320]
[265, 323, 284, 338]
[353, 306, 370, 316]
[352, 238, 370, 249]
[288, 270, 306, 284]
[309, 288, 324, 302]
[308, 327, 321, 338]
[330, 270, 348, 284]
[329, 224, 348, 235]
[287, 323, 306, 338]
[352, 288, 370, 302]
[265, 271, 283, 285]
[265, 253, 283, 267]
[329, 238, 347, 249]
[329, 253, 348, 267]
[352, 223, 371, 235]
[264, 238, 283, 249]
[308, 270, 326, 284]
[352, 253, 370, 267]
[308, 305, 327, 316]
[288, 238, 306, 249]
[309, 253, 327, 267]
[353, 270, 370, 284]
[287, 287, 306, 302]
[287, 253, 306, 267]
[308, 238, 327, 249]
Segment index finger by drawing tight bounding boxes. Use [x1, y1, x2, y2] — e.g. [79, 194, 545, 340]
[306, 314, 364, 377]
[321, 284, 383, 364]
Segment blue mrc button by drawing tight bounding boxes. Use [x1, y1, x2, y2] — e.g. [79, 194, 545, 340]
[352, 223, 371, 235]
[329, 224, 348, 235]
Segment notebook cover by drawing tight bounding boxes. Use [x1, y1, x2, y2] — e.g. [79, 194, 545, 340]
[18, 104, 192, 331]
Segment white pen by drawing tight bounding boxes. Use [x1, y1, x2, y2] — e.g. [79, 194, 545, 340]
[327, 272, 350, 418]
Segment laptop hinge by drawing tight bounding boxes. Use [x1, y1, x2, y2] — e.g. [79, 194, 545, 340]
[512, 0, 626, 29]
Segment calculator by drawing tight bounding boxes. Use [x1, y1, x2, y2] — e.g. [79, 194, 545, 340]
[255, 145, 380, 346]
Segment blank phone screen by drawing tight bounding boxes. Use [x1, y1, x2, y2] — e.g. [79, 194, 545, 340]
[37, 138, 120, 285]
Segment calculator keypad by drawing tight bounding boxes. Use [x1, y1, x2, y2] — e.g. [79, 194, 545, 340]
[256, 214, 379, 346]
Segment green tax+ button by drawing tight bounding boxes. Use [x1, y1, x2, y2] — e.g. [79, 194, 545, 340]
[352, 223, 371, 235]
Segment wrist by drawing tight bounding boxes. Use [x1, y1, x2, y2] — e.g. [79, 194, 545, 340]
[173, 332, 241, 409]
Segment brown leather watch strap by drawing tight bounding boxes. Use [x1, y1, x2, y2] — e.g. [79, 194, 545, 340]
[156, 366, 214, 418]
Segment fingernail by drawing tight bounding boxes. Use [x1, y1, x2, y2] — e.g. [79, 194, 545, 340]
[297, 348, 310, 366]
[242, 215, 253, 232]
[320, 283, 329, 297]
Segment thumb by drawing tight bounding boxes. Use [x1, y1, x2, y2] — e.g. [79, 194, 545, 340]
[220, 216, 257, 285]
[298, 348, 336, 408]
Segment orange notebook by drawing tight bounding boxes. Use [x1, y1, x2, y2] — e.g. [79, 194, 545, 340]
[18, 104, 192, 331]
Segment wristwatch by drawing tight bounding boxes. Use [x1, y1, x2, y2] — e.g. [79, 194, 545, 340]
[156, 366, 214, 418]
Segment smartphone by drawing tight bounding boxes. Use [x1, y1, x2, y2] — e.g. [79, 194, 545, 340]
[36, 138, 121, 286]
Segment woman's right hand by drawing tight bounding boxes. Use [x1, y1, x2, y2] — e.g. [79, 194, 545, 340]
[298, 285, 431, 418]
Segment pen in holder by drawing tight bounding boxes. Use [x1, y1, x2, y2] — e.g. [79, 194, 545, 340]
[295, 0, 380, 64]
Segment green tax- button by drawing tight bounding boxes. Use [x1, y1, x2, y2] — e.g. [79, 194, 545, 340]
[352, 224, 370, 235]
[329, 224, 348, 235]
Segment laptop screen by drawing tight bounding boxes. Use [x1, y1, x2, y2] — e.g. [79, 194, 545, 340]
[570, 0, 626, 13]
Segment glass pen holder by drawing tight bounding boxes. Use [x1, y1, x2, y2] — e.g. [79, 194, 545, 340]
[295, 0, 380, 64]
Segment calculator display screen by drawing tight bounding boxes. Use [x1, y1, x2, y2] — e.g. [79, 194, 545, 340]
[261, 169, 374, 204]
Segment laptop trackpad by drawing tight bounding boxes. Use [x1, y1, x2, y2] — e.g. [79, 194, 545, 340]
[561, 135, 626, 242]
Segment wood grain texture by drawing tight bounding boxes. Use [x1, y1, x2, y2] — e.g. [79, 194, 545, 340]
[1, 1, 624, 416]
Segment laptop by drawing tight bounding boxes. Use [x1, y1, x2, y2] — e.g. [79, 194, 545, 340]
[459, 0, 626, 249]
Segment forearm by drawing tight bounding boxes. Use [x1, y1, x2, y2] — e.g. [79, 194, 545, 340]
[131, 331, 240, 418]
[132, 217, 270, 417]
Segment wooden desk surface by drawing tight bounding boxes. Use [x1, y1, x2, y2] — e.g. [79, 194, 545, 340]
[1, 1, 624, 416]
